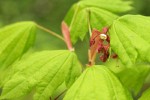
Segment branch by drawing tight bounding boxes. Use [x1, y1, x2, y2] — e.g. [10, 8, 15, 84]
[36, 24, 65, 42]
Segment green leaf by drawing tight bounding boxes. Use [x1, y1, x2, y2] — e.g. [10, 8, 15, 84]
[139, 88, 150, 100]
[63, 65, 133, 100]
[105, 59, 150, 96]
[90, 7, 118, 30]
[109, 15, 150, 66]
[0, 50, 82, 100]
[80, 0, 132, 13]
[69, 9, 88, 43]
[117, 64, 150, 96]
[51, 82, 67, 100]
[65, 52, 82, 88]
[0, 21, 36, 69]
[65, 0, 132, 44]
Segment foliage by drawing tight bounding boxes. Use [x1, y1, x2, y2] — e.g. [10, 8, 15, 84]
[64, 65, 132, 100]
[0, 22, 36, 69]
[0, 0, 150, 100]
[139, 88, 150, 100]
[109, 15, 150, 66]
[0, 50, 81, 100]
[64, 0, 132, 43]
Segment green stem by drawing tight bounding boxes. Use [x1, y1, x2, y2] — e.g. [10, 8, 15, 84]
[87, 8, 92, 36]
[69, 3, 79, 30]
[36, 24, 65, 42]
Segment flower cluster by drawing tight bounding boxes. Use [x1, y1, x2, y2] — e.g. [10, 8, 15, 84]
[89, 27, 110, 62]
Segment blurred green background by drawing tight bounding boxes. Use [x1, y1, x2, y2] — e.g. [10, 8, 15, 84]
[0, 0, 150, 28]
[0, 0, 76, 29]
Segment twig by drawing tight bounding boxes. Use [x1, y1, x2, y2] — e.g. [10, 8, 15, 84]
[36, 24, 65, 42]
[87, 9, 92, 36]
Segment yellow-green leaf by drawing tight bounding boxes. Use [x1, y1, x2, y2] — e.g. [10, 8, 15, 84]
[63, 65, 133, 100]
[139, 88, 150, 100]
[109, 15, 150, 66]
[105, 59, 150, 96]
[0, 50, 82, 100]
[0, 21, 36, 69]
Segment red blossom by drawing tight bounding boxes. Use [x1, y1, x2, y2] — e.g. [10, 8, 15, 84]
[89, 27, 110, 62]
[88, 27, 118, 66]
[99, 44, 110, 62]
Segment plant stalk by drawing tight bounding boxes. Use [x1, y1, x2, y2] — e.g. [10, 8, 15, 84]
[36, 24, 65, 42]
[61, 21, 74, 51]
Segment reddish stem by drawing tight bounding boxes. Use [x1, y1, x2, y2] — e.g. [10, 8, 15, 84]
[61, 21, 74, 51]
